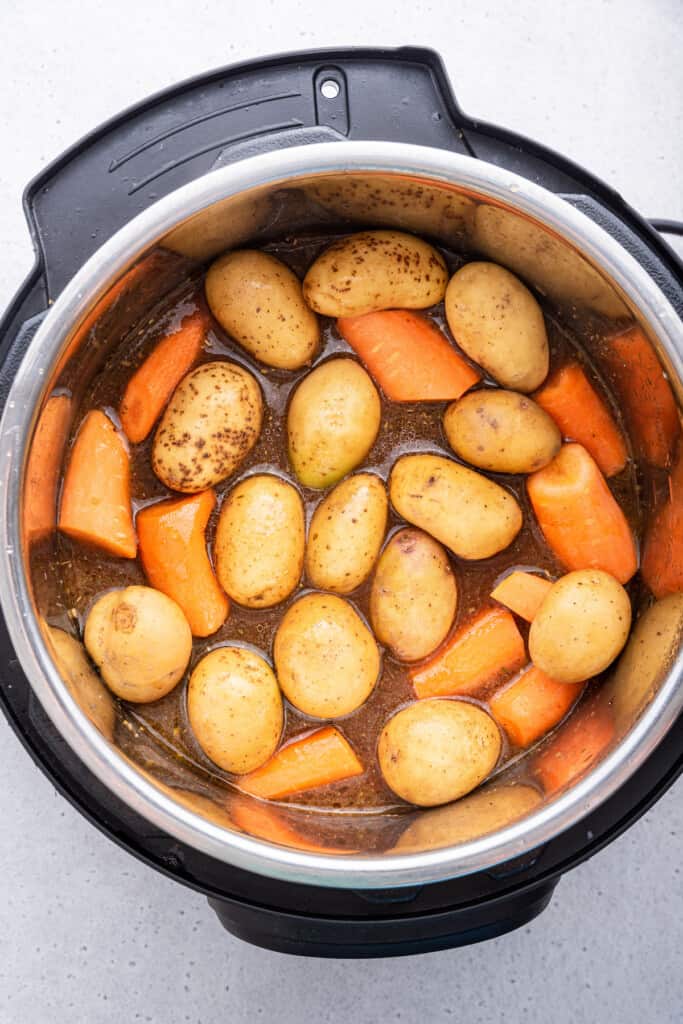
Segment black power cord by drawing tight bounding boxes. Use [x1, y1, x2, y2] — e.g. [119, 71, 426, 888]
[649, 219, 683, 237]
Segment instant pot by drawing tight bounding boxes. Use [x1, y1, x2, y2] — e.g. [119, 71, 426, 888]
[1, 47, 682, 957]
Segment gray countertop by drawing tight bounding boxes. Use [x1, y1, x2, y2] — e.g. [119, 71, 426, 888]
[1, 2, 681, 1021]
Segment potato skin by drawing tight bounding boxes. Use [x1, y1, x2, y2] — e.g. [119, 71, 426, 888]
[306, 473, 387, 593]
[187, 646, 283, 774]
[274, 593, 380, 718]
[83, 586, 192, 702]
[205, 250, 320, 369]
[287, 359, 381, 488]
[215, 474, 305, 608]
[445, 262, 549, 392]
[370, 528, 457, 661]
[153, 361, 262, 493]
[49, 627, 116, 739]
[303, 230, 448, 317]
[529, 569, 632, 684]
[389, 453, 522, 560]
[378, 699, 502, 807]
[444, 389, 561, 474]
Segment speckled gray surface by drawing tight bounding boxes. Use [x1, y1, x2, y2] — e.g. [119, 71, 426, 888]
[1, 2, 682, 1022]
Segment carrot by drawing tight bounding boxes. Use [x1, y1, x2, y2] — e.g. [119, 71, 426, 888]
[491, 571, 553, 622]
[59, 410, 136, 558]
[240, 727, 363, 800]
[641, 444, 683, 597]
[534, 362, 627, 477]
[533, 697, 614, 794]
[527, 443, 637, 583]
[489, 666, 584, 748]
[230, 795, 356, 854]
[411, 606, 526, 699]
[602, 326, 680, 468]
[337, 310, 481, 401]
[119, 306, 208, 443]
[137, 489, 228, 636]
[24, 393, 72, 543]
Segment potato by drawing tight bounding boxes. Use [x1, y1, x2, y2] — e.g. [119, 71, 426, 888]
[205, 250, 320, 369]
[187, 646, 283, 774]
[48, 626, 116, 739]
[378, 699, 501, 807]
[529, 569, 632, 684]
[370, 528, 457, 661]
[306, 473, 387, 593]
[215, 473, 305, 608]
[153, 361, 262, 493]
[445, 262, 549, 392]
[84, 586, 192, 702]
[303, 230, 448, 317]
[287, 358, 381, 488]
[443, 389, 561, 473]
[274, 593, 380, 718]
[389, 453, 522, 560]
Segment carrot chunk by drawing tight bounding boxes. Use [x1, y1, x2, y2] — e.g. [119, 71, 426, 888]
[24, 393, 72, 543]
[641, 445, 683, 597]
[240, 727, 363, 800]
[490, 666, 584, 748]
[533, 697, 614, 794]
[230, 795, 356, 854]
[491, 571, 553, 622]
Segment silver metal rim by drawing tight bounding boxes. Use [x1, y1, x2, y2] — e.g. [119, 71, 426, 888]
[1, 141, 682, 889]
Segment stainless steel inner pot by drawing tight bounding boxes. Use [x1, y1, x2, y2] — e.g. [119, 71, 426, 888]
[1, 141, 682, 889]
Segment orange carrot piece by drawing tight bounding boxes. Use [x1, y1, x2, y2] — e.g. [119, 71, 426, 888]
[490, 666, 584, 748]
[337, 310, 481, 401]
[411, 606, 526, 699]
[230, 795, 356, 854]
[240, 727, 363, 800]
[533, 697, 614, 794]
[527, 443, 637, 583]
[641, 444, 683, 597]
[534, 362, 627, 477]
[491, 571, 553, 622]
[603, 326, 680, 468]
[59, 410, 136, 558]
[24, 393, 72, 543]
[137, 489, 228, 636]
[119, 306, 208, 443]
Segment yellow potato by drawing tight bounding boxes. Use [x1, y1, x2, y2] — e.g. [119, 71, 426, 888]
[215, 473, 305, 608]
[370, 528, 457, 661]
[445, 262, 549, 392]
[303, 230, 448, 317]
[205, 250, 320, 369]
[48, 626, 116, 739]
[389, 453, 522, 560]
[83, 586, 192, 702]
[187, 646, 283, 774]
[443, 389, 561, 473]
[153, 361, 262, 493]
[529, 569, 632, 684]
[378, 699, 501, 807]
[306, 473, 387, 593]
[287, 358, 381, 488]
[274, 593, 380, 718]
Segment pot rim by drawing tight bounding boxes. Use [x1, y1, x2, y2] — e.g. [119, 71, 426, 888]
[1, 141, 682, 889]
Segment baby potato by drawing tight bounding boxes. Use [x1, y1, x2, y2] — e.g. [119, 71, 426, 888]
[529, 569, 632, 684]
[187, 646, 283, 774]
[370, 529, 457, 661]
[287, 358, 381, 488]
[445, 262, 549, 392]
[215, 474, 305, 608]
[274, 593, 380, 718]
[378, 699, 502, 807]
[443, 389, 561, 473]
[306, 473, 387, 593]
[205, 250, 320, 370]
[303, 230, 448, 317]
[84, 586, 192, 702]
[48, 626, 116, 740]
[153, 361, 262, 493]
[389, 453, 522, 560]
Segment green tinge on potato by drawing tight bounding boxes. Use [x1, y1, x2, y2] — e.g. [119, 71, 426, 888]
[205, 250, 320, 370]
[287, 358, 381, 489]
[302, 230, 448, 318]
[389, 453, 522, 560]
